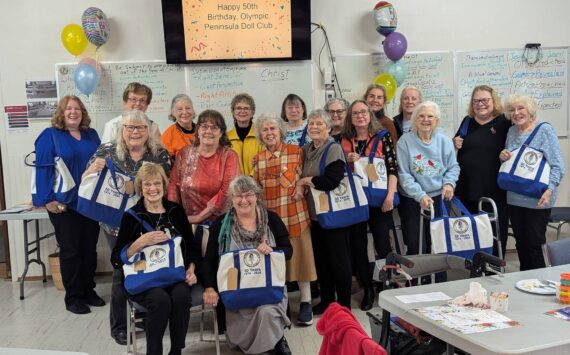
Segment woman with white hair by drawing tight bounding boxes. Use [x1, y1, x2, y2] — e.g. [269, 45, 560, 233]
[296, 109, 352, 315]
[397, 101, 460, 260]
[253, 113, 317, 326]
[161, 94, 196, 159]
[84, 109, 171, 345]
[499, 94, 565, 270]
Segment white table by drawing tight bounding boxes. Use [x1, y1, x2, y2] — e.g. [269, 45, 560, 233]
[0, 207, 52, 299]
[378, 265, 570, 355]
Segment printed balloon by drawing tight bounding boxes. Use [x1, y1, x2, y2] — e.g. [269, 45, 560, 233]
[81, 7, 110, 47]
[373, 1, 397, 36]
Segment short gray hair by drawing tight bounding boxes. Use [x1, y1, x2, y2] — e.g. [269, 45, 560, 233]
[411, 101, 441, 132]
[168, 94, 194, 121]
[254, 113, 287, 144]
[228, 176, 261, 198]
[307, 109, 332, 129]
[324, 97, 350, 112]
[504, 93, 538, 120]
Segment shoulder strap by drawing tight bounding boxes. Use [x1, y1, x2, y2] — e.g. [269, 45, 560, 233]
[523, 122, 548, 146]
[126, 209, 155, 233]
[318, 142, 336, 175]
[299, 124, 308, 147]
[458, 117, 471, 138]
[369, 130, 388, 162]
[217, 211, 233, 254]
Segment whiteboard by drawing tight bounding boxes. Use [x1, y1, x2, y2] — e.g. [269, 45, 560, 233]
[56, 60, 313, 134]
[335, 51, 455, 136]
[56, 61, 186, 133]
[456, 48, 568, 135]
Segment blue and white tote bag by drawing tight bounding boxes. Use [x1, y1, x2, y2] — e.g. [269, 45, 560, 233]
[310, 143, 369, 229]
[77, 159, 139, 227]
[430, 197, 494, 260]
[217, 249, 286, 310]
[497, 122, 550, 198]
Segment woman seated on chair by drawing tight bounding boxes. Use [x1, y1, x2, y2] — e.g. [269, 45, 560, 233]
[201, 175, 293, 355]
[111, 163, 200, 355]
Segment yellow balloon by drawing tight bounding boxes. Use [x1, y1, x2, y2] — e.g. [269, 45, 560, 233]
[373, 73, 398, 101]
[61, 24, 88, 56]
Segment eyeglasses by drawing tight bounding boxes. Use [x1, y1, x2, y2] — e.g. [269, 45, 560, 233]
[327, 109, 346, 116]
[351, 110, 369, 117]
[472, 98, 492, 105]
[199, 124, 221, 132]
[234, 106, 251, 112]
[123, 125, 148, 132]
[127, 97, 148, 104]
[232, 191, 256, 200]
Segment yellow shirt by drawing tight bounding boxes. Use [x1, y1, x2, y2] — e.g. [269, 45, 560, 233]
[227, 124, 264, 176]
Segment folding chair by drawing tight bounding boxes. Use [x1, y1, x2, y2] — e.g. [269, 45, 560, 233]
[547, 207, 570, 241]
[542, 237, 570, 267]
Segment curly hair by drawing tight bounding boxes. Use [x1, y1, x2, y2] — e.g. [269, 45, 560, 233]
[51, 96, 92, 130]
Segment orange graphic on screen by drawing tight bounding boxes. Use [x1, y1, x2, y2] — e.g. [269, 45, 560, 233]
[182, 0, 292, 60]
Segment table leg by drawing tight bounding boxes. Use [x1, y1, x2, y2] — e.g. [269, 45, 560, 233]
[35, 220, 47, 282]
[19, 220, 30, 300]
[446, 343, 455, 355]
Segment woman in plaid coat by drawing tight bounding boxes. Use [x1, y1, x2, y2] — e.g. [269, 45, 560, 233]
[253, 113, 317, 326]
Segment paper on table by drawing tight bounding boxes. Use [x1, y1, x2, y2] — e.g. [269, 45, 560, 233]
[0, 206, 32, 214]
[395, 292, 452, 304]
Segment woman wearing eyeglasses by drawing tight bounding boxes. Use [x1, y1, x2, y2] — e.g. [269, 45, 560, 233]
[168, 109, 240, 225]
[397, 101, 459, 262]
[453, 85, 511, 258]
[227, 93, 263, 176]
[340, 100, 398, 311]
[84, 109, 171, 345]
[324, 97, 350, 142]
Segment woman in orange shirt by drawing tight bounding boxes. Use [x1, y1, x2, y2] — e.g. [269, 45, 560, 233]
[161, 94, 196, 159]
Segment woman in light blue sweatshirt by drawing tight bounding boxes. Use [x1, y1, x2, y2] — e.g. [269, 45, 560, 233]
[397, 101, 460, 257]
[499, 94, 565, 271]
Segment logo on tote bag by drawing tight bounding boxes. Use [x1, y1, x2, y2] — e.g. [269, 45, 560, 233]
[244, 250, 261, 268]
[452, 219, 469, 235]
[149, 248, 167, 263]
[333, 181, 348, 196]
[375, 161, 387, 181]
[107, 174, 125, 191]
[523, 151, 539, 166]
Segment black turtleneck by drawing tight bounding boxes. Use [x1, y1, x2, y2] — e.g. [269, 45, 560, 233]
[176, 122, 195, 134]
[235, 121, 252, 141]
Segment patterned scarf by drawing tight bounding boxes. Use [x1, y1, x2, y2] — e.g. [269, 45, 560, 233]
[218, 204, 276, 254]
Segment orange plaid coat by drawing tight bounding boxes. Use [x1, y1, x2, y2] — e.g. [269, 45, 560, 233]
[253, 143, 310, 238]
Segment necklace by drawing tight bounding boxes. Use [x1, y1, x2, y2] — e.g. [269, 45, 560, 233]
[355, 139, 368, 155]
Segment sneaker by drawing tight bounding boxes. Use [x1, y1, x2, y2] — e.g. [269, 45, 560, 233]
[297, 302, 313, 326]
[274, 336, 292, 355]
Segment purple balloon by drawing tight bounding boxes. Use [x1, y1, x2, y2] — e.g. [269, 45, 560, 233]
[383, 32, 408, 62]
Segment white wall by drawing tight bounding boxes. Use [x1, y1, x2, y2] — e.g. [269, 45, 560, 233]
[0, 0, 569, 279]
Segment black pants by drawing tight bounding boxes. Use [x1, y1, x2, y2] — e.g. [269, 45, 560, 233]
[508, 205, 551, 271]
[350, 206, 394, 288]
[131, 282, 191, 355]
[398, 195, 447, 283]
[463, 199, 509, 259]
[311, 221, 351, 308]
[104, 231, 128, 335]
[48, 209, 100, 306]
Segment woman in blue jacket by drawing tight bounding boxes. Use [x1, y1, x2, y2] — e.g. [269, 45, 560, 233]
[33, 96, 102, 314]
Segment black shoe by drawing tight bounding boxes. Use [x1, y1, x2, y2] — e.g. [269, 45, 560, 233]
[274, 336, 292, 355]
[66, 303, 90, 315]
[85, 292, 106, 307]
[360, 286, 375, 311]
[111, 330, 128, 346]
[312, 302, 330, 316]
